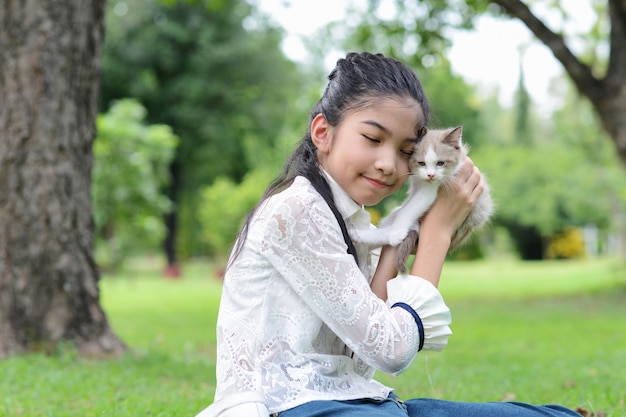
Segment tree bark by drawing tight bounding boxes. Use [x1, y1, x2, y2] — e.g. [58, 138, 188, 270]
[491, 0, 626, 167]
[163, 160, 181, 278]
[0, 1, 126, 357]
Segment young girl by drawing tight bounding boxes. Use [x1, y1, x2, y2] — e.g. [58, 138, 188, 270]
[196, 52, 581, 417]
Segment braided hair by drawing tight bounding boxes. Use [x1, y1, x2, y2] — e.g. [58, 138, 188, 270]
[230, 52, 430, 267]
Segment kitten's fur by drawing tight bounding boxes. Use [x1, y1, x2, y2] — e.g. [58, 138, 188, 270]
[355, 126, 494, 272]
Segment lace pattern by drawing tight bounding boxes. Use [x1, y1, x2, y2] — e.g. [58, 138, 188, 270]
[214, 176, 451, 413]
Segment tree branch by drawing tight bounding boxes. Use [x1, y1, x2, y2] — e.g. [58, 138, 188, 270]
[489, 0, 602, 100]
[606, 0, 626, 90]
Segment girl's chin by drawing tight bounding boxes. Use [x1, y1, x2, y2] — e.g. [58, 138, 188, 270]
[360, 194, 387, 207]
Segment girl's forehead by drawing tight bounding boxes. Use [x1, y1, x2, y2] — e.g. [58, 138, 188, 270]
[347, 97, 424, 129]
[359, 96, 421, 115]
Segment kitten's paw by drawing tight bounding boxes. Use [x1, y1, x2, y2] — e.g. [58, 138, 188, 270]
[389, 229, 408, 246]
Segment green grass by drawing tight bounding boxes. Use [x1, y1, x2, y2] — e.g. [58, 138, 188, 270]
[0, 257, 624, 416]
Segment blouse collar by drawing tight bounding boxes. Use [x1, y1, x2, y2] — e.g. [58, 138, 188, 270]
[321, 168, 369, 224]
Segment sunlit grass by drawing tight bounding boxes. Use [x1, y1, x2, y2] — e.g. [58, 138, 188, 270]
[439, 257, 625, 299]
[0, 257, 624, 416]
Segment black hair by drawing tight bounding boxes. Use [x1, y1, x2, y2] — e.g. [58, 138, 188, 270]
[229, 52, 430, 268]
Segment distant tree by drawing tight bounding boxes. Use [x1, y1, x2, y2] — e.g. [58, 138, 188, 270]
[514, 50, 532, 146]
[100, 0, 301, 268]
[0, 1, 125, 357]
[490, 0, 626, 167]
[474, 87, 626, 258]
[419, 61, 483, 145]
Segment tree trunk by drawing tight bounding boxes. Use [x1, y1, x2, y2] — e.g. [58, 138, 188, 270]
[163, 160, 181, 278]
[0, 1, 126, 357]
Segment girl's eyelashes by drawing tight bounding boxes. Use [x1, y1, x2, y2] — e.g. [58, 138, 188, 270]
[363, 135, 414, 159]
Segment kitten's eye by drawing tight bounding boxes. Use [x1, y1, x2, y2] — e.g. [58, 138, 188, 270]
[417, 161, 426, 167]
[436, 161, 445, 167]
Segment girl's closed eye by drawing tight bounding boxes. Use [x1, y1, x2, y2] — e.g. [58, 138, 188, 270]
[400, 147, 415, 157]
[363, 135, 380, 144]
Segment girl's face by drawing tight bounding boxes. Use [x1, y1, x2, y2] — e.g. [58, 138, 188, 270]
[312, 97, 424, 206]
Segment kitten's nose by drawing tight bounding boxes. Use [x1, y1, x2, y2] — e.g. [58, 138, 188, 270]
[427, 173, 435, 179]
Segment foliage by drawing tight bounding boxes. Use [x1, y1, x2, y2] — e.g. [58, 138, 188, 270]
[0, 258, 623, 416]
[420, 61, 483, 147]
[478, 140, 621, 235]
[198, 168, 275, 255]
[101, 0, 303, 256]
[195, 109, 308, 256]
[92, 99, 178, 269]
[447, 235, 487, 260]
[471, 77, 626, 259]
[327, 0, 492, 70]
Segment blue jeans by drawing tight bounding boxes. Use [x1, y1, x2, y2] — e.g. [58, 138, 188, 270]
[275, 394, 581, 417]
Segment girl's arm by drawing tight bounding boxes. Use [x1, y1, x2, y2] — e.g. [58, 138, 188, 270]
[260, 178, 452, 369]
[371, 157, 484, 296]
[370, 245, 397, 300]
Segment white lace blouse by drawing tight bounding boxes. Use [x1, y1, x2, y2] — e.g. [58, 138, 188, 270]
[212, 175, 452, 414]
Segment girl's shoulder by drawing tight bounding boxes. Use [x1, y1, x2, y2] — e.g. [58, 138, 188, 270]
[258, 176, 331, 221]
[248, 176, 345, 248]
[266, 176, 321, 208]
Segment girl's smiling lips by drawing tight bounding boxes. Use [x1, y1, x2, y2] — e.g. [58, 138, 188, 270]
[363, 175, 391, 189]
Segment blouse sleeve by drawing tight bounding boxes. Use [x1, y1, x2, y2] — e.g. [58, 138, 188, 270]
[256, 189, 451, 375]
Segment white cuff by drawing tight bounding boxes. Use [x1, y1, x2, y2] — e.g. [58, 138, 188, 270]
[386, 274, 452, 351]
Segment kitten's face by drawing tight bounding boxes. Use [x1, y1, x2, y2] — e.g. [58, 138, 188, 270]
[409, 127, 463, 183]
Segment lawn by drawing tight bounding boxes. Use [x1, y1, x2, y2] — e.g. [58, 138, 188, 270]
[1, 257, 624, 417]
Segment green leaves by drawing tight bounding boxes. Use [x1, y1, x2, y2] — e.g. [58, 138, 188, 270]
[92, 99, 179, 269]
[198, 169, 274, 254]
[101, 0, 302, 256]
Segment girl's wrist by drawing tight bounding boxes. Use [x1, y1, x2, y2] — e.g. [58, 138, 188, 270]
[419, 219, 454, 245]
[410, 229, 451, 288]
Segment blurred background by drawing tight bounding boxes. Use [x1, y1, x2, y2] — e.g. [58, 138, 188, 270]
[94, 0, 626, 274]
[3, 2, 626, 414]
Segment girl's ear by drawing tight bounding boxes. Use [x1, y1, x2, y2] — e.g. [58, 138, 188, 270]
[311, 113, 331, 153]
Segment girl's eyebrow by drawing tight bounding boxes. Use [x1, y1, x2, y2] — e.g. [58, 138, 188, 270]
[361, 119, 390, 134]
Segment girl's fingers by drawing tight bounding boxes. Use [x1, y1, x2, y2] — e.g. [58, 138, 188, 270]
[456, 157, 483, 201]
[457, 157, 475, 182]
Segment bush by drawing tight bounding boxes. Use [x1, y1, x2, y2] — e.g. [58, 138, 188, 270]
[447, 235, 486, 260]
[546, 227, 586, 259]
[93, 99, 178, 269]
[198, 168, 274, 255]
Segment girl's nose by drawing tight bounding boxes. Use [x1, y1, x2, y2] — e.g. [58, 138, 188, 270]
[374, 148, 396, 175]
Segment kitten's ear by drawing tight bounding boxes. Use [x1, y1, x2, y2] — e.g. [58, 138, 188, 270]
[311, 113, 332, 154]
[444, 126, 463, 149]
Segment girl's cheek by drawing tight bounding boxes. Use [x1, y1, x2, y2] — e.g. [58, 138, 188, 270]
[397, 160, 410, 180]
